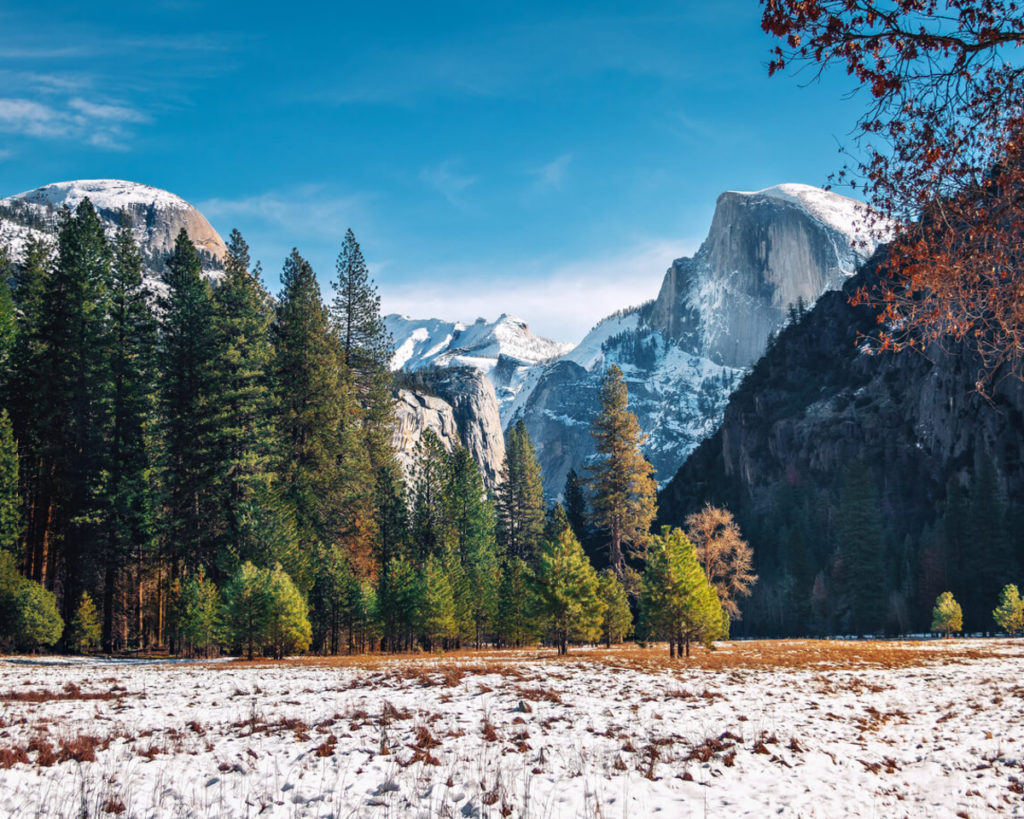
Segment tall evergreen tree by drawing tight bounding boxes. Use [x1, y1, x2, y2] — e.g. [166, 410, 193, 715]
[421, 553, 457, 650]
[329, 228, 396, 470]
[31, 201, 112, 619]
[158, 229, 218, 580]
[597, 568, 633, 647]
[587, 365, 656, 580]
[271, 249, 346, 584]
[8, 238, 51, 582]
[410, 430, 452, 561]
[101, 221, 157, 650]
[448, 447, 499, 646]
[497, 420, 545, 562]
[209, 230, 287, 575]
[494, 556, 537, 647]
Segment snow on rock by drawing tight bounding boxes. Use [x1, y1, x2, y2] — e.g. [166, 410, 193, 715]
[0, 639, 1020, 817]
[386, 313, 572, 375]
[386, 313, 573, 427]
[0, 179, 227, 285]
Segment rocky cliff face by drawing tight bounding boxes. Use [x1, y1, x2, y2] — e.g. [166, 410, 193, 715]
[0, 179, 227, 283]
[513, 184, 879, 496]
[391, 367, 506, 488]
[657, 259, 1024, 635]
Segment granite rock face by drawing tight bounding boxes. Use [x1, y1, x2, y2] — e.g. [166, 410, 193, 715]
[391, 367, 506, 488]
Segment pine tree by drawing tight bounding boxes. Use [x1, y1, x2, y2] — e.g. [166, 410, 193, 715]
[265, 564, 311, 658]
[384, 554, 424, 651]
[993, 584, 1024, 635]
[0, 551, 63, 650]
[640, 527, 726, 658]
[598, 569, 633, 647]
[544, 502, 571, 543]
[375, 468, 411, 650]
[449, 447, 499, 647]
[175, 566, 221, 657]
[533, 528, 605, 654]
[0, 410, 20, 557]
[29, 202, 113, 617]
[12, 581, 64, 650]
[410, 430, 452, 561]
[329, 228, 396, 469]
[101, 220, 157, 652]
[563, 469, 588, 546]
[158, 229, 218, 578]
[495, 557, 537, 647]
[222, 561, 273, 660]
[7, 238, 51, 582]
[931, 590, 963, 638]
[209, 230, 283, 576]
[421, 553, 457, 650]
[497, 420, 545, 562]
[68, 592, 102, 654]
[272, 249, 361, 590]
[587, 365, 656, 579]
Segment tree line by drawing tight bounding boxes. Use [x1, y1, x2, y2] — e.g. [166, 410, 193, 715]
[0, 199, 756, 658]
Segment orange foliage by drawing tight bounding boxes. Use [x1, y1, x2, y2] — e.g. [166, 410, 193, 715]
[763, 0, 1024, 387]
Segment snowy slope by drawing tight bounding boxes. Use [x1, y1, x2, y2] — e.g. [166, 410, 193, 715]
[386, 313, 573, 424]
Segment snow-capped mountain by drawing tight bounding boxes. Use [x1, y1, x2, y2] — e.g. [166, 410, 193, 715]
[390, 184, 883, 496]
[516, 183, 882, 494]
[0, 179, 227, 283]
[385, 313, 573, 423]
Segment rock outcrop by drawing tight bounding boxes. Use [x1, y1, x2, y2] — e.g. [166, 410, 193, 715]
[391, 367, 506, 488]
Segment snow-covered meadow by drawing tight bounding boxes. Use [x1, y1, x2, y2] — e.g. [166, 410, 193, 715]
[1, 639, 1022, 817]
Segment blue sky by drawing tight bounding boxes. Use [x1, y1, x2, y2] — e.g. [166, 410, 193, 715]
[0, 1, 865, 341]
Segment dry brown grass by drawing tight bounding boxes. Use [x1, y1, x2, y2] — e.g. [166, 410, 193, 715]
[196, 638, 1024, 676]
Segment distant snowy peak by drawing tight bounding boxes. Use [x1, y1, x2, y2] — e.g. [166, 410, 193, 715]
[386, 313, 572, 374]
[0, 179, 227, 280]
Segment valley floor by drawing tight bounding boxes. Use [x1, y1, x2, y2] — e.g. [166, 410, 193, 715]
[0, 639, 1022, 817]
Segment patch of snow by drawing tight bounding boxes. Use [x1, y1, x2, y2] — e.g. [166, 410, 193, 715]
[0, 640, 1020, 817]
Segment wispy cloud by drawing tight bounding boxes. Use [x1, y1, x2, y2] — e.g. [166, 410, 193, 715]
[419, 160, 477, 206]
[529, 152, 573, 193]
[0, 95, 146, 149]
[199, 186, 368, 241]
[68, 98, 150, 123]
[0, 22, 247, 151]
[315, 15, 691, 106]
[380, 237, 699, 342]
